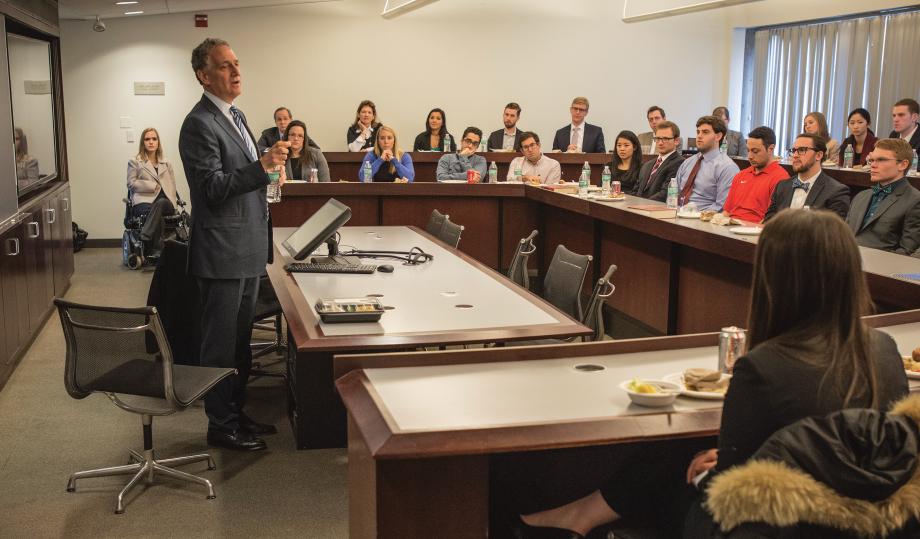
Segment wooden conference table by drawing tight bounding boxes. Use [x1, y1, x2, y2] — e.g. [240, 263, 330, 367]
[335, 310, 920, 539]
[266, 226, 591, 449]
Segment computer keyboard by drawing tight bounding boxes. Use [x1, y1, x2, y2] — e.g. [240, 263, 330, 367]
[285, 262, 377, 274]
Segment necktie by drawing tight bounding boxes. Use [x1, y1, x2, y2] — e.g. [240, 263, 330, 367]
[570, 127, 579, 148]
[678, 155, 703, 206]
[229, 106, 258, 162]
[872, 183, 894, 196]
[792, 178, 810, 192]
[650, 156, 663, 177]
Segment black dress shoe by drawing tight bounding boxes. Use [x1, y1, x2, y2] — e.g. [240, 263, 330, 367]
[207, 429, 267, 451]
[510, 515, 585, 539]
[239, 413, 277, 436]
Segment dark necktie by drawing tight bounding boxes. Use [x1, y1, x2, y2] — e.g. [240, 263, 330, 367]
[229, 106, 258, 162]
[679, 155, 703, 206]
[792, 178, 810, 192]
[650, 156, 663, 177]
[862, 181, 898, 227]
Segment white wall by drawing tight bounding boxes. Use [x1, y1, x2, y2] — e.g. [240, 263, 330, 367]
[61, 0, 739, 239]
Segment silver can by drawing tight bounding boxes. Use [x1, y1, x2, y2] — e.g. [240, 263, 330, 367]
[718, 326, 747, 374]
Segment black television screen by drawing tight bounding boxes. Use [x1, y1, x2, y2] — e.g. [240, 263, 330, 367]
[282, 198, 352, 260]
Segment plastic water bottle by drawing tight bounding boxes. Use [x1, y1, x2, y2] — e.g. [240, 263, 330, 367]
[480, 141, 487, 153]
[362, 160, 373, 183]
[578, 168, 589, 197]
[514, 166, 522, 183]
[489, 161, 498, 183]
[582, 161, 591, 184]
[720, 140, 728, 154]
[443, 133, 452, 152]
[912, 150, 919, 176]
[843, 146, 854, 169]
[666, 178, 678, 208]
[267, 170, 281, 203]
[601, 165, 611, 196]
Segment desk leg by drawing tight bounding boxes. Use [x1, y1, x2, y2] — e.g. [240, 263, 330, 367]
[348, 417, 490, 539]
[287, 344, 346, 449]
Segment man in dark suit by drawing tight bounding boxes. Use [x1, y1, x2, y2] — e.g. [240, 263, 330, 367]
[631, 120, 684, 201]
[487, 102, 525, 152]
[552, 97, 605, 153]
[179, 38, 289, 451]
[257, 106, 320, 152]
[764, 133, 850, 221]
[888, 98, 920, 172]
[845, 138, 920, 255]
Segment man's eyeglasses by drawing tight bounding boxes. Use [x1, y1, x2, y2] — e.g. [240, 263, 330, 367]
[521, 143, 539, 151]
[786, 147, 817, 156]
[865, 157, 904, 166]
[462, 138, 480, 146]
[652, 136, 678, 142]
[570, 107, 588, 113]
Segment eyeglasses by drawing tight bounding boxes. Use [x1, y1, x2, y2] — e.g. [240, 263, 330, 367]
[462, 138, 480, 145]
[521, 143, 539, 150]
[570, 107, 588, 113]
[786, 147, 817, 156]
[865, 157, 904, 166]
[652, 136, 678, 142]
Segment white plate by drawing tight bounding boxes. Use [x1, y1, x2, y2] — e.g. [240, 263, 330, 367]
[907, 370, 920, 380]
[677, 211, 701, 219]
[588, 194, 627, 202]
[438, 180, 468, 184]
[663, 372, 731, 400]
[729, 226, 762, 236]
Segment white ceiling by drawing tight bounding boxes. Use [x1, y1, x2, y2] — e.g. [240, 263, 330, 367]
[59, 0, 342, 20]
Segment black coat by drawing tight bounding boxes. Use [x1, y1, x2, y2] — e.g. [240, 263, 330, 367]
[763, 171, 850, 222]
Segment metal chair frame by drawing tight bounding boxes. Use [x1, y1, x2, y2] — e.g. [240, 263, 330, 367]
[506, 229, 538, 289]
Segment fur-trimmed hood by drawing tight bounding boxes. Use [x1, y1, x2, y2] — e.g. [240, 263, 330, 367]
[706, 394, 920, 536]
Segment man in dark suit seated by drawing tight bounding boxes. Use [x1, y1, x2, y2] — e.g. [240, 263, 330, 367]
[256, 106, 320, 152]
[764, 133, 850, 221]
[179, 37, 290, 451]
[487, 102, 525, 152]
[845, 138, 920, 255]
[888, 98, 920, 172]
[552, 97, 605, 153]
[630, 120, 684, 201]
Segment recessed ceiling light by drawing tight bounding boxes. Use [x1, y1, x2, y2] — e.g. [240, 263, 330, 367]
[124, 10, 144, 15]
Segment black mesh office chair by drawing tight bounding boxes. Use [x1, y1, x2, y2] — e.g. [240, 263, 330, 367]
[55, 298, 235, 514]
[250, 275, 286, 379]
[437, 216, 464, 249]
[581, 264, 617, 341]
[507, 229, 538, 289]
[542, 244, 592, 320]
[425, 209, 449, 236]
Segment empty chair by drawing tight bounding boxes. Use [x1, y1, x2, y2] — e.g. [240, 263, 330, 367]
[55, 298, 235, 514]
[437, 216, 464, 249]
[425, 209, 448, 236]
[582, 264, 617, 341]
[542, 244, 592, 320]
[250, 274, 286, 379]
[507, 229, 538, 289]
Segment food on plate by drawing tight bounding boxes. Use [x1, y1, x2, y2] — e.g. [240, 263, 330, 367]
[683, 368, 730, 394]
[904, 356, 920, 373]
[626, 378, 660, 394]
[710, 213, 732, 226]
[699, 210, 717, 222]
[914, 346, 920, 362]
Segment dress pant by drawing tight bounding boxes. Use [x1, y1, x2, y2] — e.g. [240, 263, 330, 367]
[133, 193, 175, 253]
[197, 275, 259, 433]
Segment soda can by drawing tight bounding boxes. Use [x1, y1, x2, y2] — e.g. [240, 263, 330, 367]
[611, 180, 622, 196]
[467, 169, 478, 183]
[718, 326, 746, 374]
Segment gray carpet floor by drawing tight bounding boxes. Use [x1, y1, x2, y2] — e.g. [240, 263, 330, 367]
[0, 248, 348, 537]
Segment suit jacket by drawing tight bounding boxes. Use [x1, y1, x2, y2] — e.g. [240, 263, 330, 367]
[723, 130, 746, 157]
[631, 152, 684, 201]
[179, 95, 272, 279]
[257, 126, 320, 152]
[127, 158, 178, 207]
[487, 129, 524, 152]
[637, 131, 653, 149]
[845, 179, 920, 255]
[763, 171, 850, 222]
[552, 123, 605, 153]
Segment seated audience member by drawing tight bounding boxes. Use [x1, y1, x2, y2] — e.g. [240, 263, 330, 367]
[609, 130, 642, 194]
[721, 126, 788, 223]
[552, 97, 605, 153]
[359, 125, 414, 182]
[13, 127, 38, 182]
[284, 120, 330, 182]
[631, 121, 684, 200]
[764, 133, 850, 221]
[673, 115, 740, 211]
[437, 127, 488, 182]
[513, 209, 909, 538]
[126, 127, 178, 255]
[413, 108, 453, 152]
[889, 98, 920, 165]
[712, 106, 746, 156]
[487, 102, 525, 152]
[347, 100, 381, 152]
[637, 106, 665, 150]
[839, 108, 877, 167]
[845, 138, 920, 255]
[257, 107, 319, 152]
[803, 111, 839, 163]
[507, 132, 561, 184]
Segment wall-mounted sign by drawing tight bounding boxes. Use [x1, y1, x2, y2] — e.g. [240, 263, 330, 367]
[134, 82, 165, 96]
[24, 80, 51, 94]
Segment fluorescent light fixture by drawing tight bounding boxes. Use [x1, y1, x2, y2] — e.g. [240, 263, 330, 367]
[115, 1, 139, 4]
[382, 0, 437, 18]
[124, 10, 144, 15]
[622, 0, 762, 22]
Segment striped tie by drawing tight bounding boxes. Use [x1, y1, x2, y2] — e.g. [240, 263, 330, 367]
[229, 106, 258, 162]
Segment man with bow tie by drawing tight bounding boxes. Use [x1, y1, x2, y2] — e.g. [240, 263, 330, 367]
[763, 133, 849, 221]
[845, 138, 920, 255]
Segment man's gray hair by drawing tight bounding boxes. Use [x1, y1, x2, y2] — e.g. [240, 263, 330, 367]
[191, 38, 228, 84]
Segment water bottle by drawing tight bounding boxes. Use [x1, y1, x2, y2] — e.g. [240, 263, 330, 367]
[489, 161, 498, 183]
[582, 161, 591, 184]
[443, 133, 452, 152]
[267, 170, 281, 203]
[514, 166, 523, 183]
[578, 168, 589, 197]
[666, 178, 678, 208]
[480, 141, 487, 153]
[720, 140, 728, 154]
[843, 146, 854, 169]
[912, 150, 919, 175]
[362, 160, 373, 183]
[601, 165, 611, 196]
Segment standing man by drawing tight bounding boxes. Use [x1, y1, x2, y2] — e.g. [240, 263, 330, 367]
[631, 120, 684, 201]
[437, 127, 488, 182]
[507, 132, 561, 184]
[845, 138, 920, 254]
[552, 97, 605, 153]
[637, 106, 666, 150]
[673, 115, 740, 211]
[764, 133, 850, 221]
[179, 38, 288, 451]
[487, 103, 525, 152]
[721, 126, 788, 223]
[889, 98, 920, 173]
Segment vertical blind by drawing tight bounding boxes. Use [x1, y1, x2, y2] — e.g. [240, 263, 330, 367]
[746, 9, 920, 153]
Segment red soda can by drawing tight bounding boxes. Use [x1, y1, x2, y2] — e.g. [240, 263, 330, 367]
[467, 170, 478, 183]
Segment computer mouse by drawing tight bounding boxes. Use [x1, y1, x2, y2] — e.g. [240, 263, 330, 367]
[377, 264, 394, 273]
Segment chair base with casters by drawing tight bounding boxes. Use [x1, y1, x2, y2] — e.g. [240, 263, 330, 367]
[249, 275, 287, 380]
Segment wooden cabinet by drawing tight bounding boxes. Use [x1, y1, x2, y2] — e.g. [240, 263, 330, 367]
[49, 187, 73, 296]
[0, 217, 28, 384]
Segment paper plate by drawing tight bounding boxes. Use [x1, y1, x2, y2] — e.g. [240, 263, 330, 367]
[677, 211, 701, 219]
[663, 372, 731, 400]
[729, 226, 762, 236]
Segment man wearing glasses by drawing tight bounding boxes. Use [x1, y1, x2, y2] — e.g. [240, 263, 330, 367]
[507, 132, 561, 184]
[672, 115, 740, 211]
[552, 97, 605, 153]
[631, 120, 684, 200]
[764, 133, 849, 221]
[845, 138, 920, 255]
[721, 126, 788, 223]
[436, 127, 488, 182]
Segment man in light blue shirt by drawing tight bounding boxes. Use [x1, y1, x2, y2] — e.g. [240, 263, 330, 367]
[675, 115, 740, 211]
[436, 127, 489, 182]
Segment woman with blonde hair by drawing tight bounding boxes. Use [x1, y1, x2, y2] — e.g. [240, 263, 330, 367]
[358, 125, 415, 182]
[126, 127, 178, 255]
[803, 111, 840, 163]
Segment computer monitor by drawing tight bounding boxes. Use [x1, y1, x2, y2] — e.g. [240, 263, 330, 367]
[282, 198, 352, 261]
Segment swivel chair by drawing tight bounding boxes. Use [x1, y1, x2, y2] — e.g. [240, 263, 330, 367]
[507, 229, 538, 289]
[425, 209, 449, 236]
[437, 216, 464, 249]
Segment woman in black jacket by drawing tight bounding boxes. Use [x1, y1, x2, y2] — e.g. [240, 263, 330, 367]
[413, 108, 453, 152]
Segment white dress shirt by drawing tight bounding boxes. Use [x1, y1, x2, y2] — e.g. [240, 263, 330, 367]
[790, 170, 821, 209]
[203, 91, 257, 151]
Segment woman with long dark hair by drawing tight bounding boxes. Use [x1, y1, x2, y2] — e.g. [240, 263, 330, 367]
[838, 108, 877, 167]
[284, 120, 329, 181]
[609, 130, 642, 193]
[413, 108, 453, 151]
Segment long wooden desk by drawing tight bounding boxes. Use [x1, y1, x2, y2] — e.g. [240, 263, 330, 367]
[335, 310, 920, 539]
[266, 226, 591, 449]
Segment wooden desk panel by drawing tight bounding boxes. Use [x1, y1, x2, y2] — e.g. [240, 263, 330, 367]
[676, 247, 752, 334]
[500, 197, 540, 273]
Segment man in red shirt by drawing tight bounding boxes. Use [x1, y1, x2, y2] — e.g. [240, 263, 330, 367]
[722, 126, 789, 223]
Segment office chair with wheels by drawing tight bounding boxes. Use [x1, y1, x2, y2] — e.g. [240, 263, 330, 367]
[55, 298, 235, 514]
[507, 229, 538, 289]
[581, 264, 617, 341]
[425, 209, 449, 236]
[542, 244, 592, 321]
[250, 274, 286, 379]
[437, 216, 464, 249]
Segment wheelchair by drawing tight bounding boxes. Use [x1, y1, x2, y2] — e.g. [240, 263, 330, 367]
[122, 190, 189, 270]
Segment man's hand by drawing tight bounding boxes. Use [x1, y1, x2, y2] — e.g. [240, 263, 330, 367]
[469, 170, 482, 183]
[686, 449, 718, 484]
[459, 146, 475, 157]
[566, 144, 580, 153]
[522, 175, 541, 184]
[260, 140, 290, 172]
